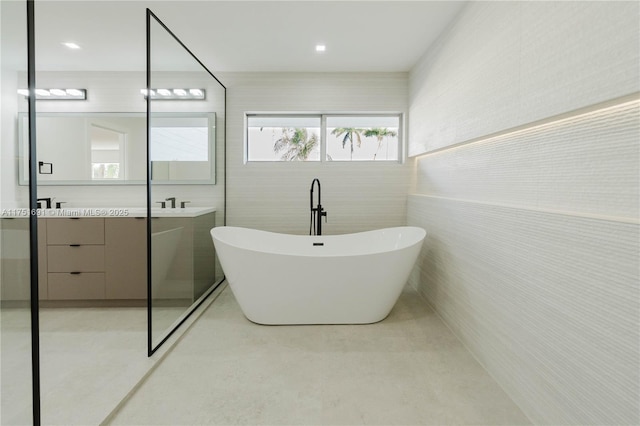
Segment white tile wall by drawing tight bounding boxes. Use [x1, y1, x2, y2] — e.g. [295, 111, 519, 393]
[407, 195, 639, 425]
[221, 72, 411, 235]
[407, 1, 640, 424]
[414, 99, 640, 221]
[409, 1, 640, 156]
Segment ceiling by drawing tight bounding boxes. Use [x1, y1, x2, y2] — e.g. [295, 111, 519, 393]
[33, 0, 466, 73]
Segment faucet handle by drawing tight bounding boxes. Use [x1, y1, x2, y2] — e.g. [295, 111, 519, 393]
[36, 197, 53, 209]
[180, 201, 191, 208]
[155, 201, 166, 209]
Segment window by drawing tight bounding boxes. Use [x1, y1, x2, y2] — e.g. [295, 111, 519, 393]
[246, 113, 401, 162]
[326, 115, 400, 161]
[247, 115, 321, 161]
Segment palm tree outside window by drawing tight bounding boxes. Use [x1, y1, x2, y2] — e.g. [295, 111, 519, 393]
[245, 113, 401, 162]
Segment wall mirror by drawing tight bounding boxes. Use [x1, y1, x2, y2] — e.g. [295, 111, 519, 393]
[18, 111, 216, 185]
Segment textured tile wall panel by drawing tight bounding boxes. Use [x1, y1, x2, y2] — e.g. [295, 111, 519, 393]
[408, 2, 640, 155]
[407, 3, 640, 422]
[222, 72, 411, 235]
[415, 99, 640, 220]
[407, 194, 639, 425]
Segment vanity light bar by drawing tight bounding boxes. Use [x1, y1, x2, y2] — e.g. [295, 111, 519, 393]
[17, 88, 87, 100]
[140, 88, 206, 100]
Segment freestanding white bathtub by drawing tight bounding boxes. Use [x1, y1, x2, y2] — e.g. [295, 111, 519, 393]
[210, 226, 426, 325]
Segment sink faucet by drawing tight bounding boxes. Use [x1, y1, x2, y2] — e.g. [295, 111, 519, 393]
[37, 197, 52, 209]
[310, 178, 327, 235]
[165, 197, 176, 208]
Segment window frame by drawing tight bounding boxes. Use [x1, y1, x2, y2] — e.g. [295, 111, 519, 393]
[244, 112, 404, 164]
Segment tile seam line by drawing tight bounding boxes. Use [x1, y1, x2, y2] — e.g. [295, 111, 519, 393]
[410, 92, 640, 159]
[408, 194, 639, 226]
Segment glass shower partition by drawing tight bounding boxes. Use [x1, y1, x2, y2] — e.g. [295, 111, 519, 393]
[147, 10, 226, 355]
[0, 1, 38, 424]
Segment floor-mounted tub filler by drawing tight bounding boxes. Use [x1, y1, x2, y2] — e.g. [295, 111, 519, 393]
[210, 226, 426, 325]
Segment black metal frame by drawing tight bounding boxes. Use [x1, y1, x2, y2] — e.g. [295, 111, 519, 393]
[146, 9, 227, 357]
[26, 0, 41, 424]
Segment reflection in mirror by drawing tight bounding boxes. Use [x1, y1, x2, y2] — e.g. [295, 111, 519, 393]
[18, 112, 216, 185]
[91, 124, 126, 180]
[148, 9, 226, 354]
[150, 114, 215, 182]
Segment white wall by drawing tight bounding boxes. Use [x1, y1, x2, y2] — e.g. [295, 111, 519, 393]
[408, 1, 640, 156]
[1, 0, 28, 210]
[1, 68, 22, 209]
[407, 2, 639, 425]
[223, 72, 411, 235]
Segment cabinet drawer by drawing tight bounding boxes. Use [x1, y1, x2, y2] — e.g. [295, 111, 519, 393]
[47, 218, 104, 245]
[48, 245, 105, 272]
[48, 272, 105, 300]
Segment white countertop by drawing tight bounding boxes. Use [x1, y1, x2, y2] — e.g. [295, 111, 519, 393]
[1, 207, 216, 219]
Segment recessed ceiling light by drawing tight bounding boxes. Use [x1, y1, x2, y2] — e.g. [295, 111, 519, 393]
[315, 44, 326, 52]
[62, 42, 81, 49]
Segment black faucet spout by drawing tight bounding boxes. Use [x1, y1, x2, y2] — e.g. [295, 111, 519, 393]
[310, 179, 327, 236]
[310, 178, 321, 206]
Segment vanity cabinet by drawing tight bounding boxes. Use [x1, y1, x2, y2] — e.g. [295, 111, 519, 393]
[42, 217, 147, 303]
[0, 218, 47, 303]
[150, 212, 215, 302]
[1, 210, 215, 306]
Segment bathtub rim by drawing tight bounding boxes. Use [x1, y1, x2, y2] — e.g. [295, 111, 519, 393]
[210, 225, 426, 258]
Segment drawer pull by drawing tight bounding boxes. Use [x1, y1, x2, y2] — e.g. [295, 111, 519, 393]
[70, 271, 81, 275]
[69, 217, 80, 220]
[69, 244, 81, 247]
